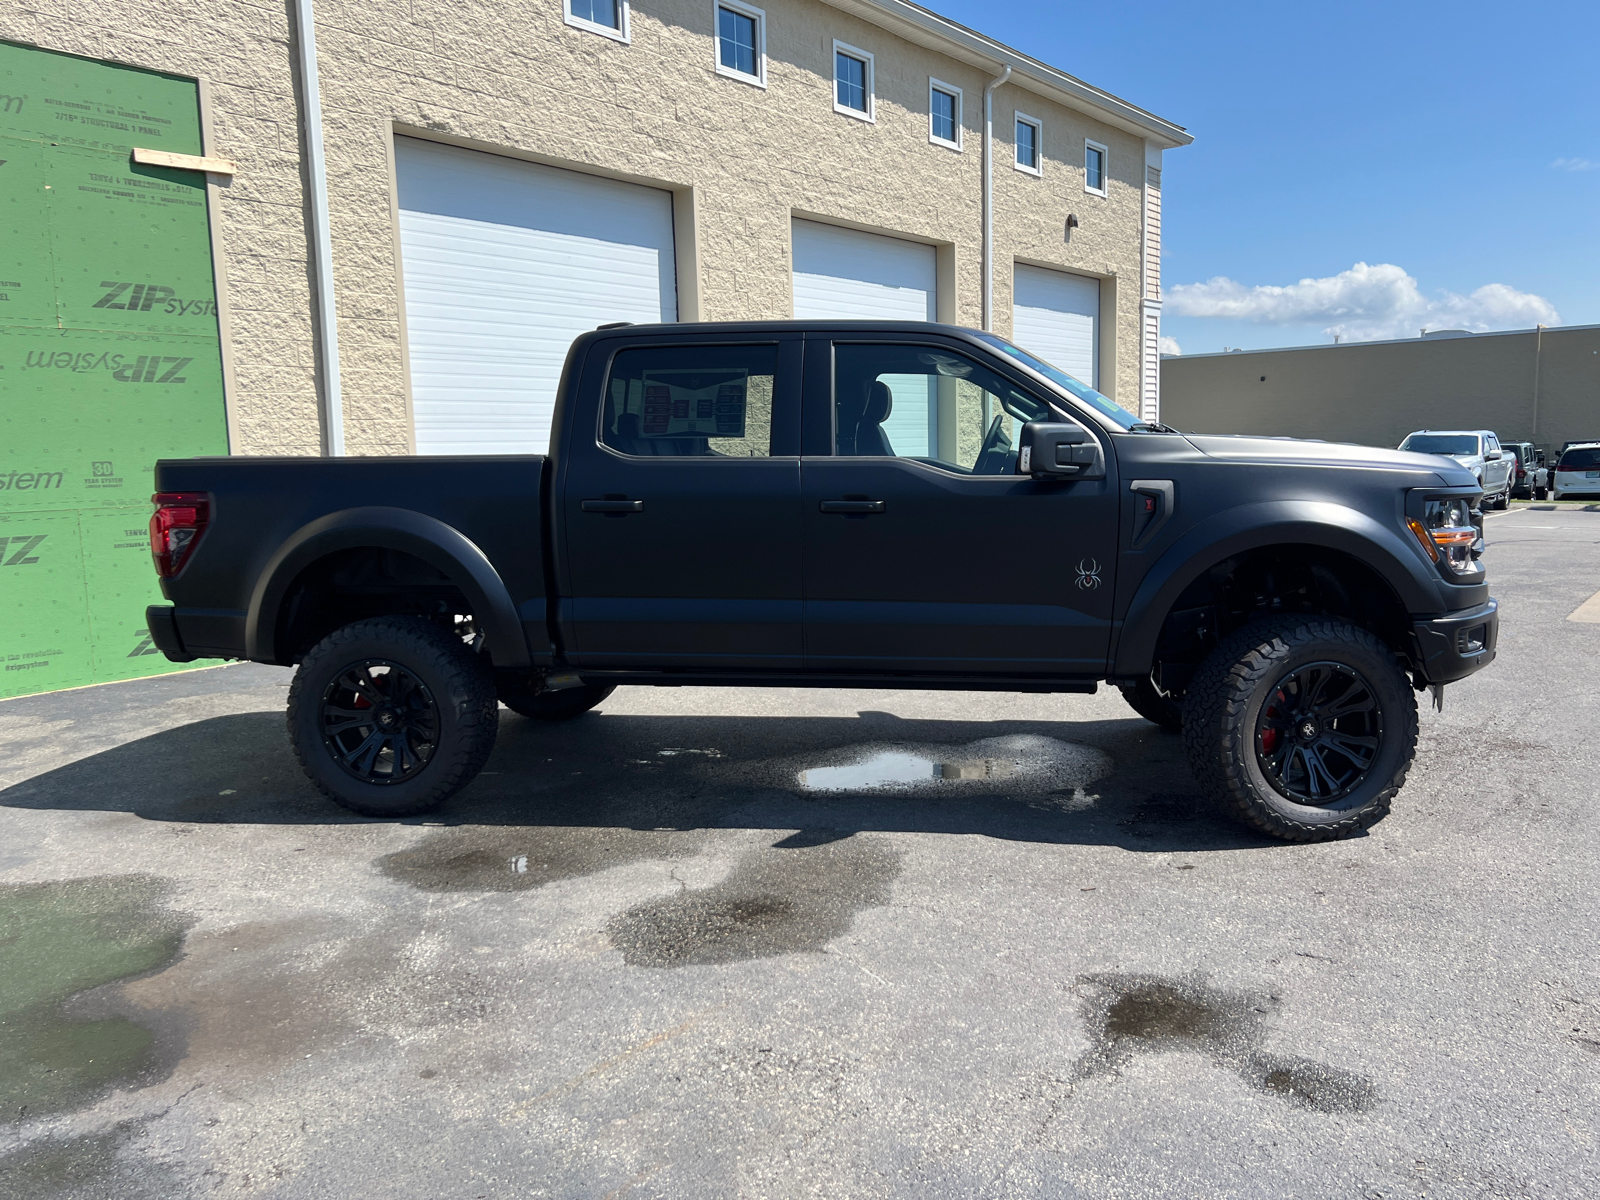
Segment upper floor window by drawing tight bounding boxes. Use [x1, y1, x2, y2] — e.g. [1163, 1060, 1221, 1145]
[833, 42, 874, 121]
[929, 79, 962, 150]
[1014, 113, 1042, 175]
[1085, 139, 1107, 195]
[716, 2, 766, 86]
[565, 0, 629, 42]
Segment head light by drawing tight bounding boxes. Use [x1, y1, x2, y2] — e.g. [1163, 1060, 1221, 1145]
[1407, 497, 1481, 575]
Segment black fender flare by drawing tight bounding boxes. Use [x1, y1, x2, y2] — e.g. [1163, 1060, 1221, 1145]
[245, 507, 529, 667]
[1110, 500, 1439, 677]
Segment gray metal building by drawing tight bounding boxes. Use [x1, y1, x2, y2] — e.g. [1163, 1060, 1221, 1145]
[1160, 324, 1600, 456]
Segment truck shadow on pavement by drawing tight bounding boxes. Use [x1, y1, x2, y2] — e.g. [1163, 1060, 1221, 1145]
[0, 707, 1282, 853]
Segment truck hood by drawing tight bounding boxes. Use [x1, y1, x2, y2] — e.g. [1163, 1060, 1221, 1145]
[1183, 433, 1476, 484]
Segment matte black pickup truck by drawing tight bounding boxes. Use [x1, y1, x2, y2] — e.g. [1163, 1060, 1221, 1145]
[146, 321, 1498, 841]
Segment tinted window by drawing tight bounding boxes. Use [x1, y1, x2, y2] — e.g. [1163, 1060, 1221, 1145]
[602, 345, 777, 457]
[1559, 447, 1600, 470]
[833, 344, 1053, 474]
[1401, 434, 1479, 455]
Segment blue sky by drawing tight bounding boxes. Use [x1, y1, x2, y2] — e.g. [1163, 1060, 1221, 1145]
[929, 0, 1600, 355]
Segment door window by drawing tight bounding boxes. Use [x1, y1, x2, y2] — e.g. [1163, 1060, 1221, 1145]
[601, 344, 778, 457]
[832, 344, 1053, 474]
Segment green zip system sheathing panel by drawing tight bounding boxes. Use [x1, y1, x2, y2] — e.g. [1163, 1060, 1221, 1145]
[1, 41, 229, 698]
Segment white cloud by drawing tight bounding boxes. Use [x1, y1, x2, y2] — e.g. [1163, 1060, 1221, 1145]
[1165, 262, 1559, 342]
[1157, 335, 1182, 356]
[1552, 157, 1599, 171]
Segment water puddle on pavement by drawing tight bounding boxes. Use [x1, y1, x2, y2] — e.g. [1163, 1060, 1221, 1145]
[1075, 973, 1376, 1114]
[791, 735, 1109, 797]
[607, 835, 901, 968]
[0, 876, 187, 1122]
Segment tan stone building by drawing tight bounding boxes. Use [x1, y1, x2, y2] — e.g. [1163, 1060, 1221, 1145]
[2, 0, 1189, 458]
[1160, 324, 1600, 457]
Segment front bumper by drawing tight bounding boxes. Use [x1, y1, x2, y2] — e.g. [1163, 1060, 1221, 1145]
[1411, 598, 1497, 685]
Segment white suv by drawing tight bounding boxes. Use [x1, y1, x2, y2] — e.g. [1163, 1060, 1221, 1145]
[1552, 442, 1600, 501]
[1398, 429, 1516, 509]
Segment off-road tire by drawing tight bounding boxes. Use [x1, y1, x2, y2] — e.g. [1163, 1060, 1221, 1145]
[1181, 617, 1417, 842]
[288, 617, 499, 817]
[500, 682, 617, 721]
[1117, 677, 1183, 734]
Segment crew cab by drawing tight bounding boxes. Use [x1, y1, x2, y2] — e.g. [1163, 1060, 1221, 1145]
[146, 321, 1499, 842]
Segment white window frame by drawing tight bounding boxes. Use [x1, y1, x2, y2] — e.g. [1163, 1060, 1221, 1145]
[1084, 138, 1108, 196]
[714, 0, 767, 88]
[832, 40, 875, 123]
[928, 78, 963, 151]
[564, 0, 630, 43]
[1013, 111, 1042, 176]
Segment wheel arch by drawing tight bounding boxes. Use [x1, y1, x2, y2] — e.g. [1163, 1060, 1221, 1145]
[1112, 500, 1439, 678]
[246, 507, 529, 667]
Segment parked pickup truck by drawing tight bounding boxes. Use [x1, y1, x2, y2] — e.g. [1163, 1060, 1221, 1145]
[146, 321, 1499, 842]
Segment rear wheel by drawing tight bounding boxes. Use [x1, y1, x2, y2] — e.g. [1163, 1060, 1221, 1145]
[500, 681, 616, 721]
[1181, 617, 1417, 842]
[288, 617, 499, 817]
[1117, 677, 1183, 733]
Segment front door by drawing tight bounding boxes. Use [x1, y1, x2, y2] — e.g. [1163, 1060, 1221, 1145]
[801, 337, 1119, 677]
[559, 337, 803, 670]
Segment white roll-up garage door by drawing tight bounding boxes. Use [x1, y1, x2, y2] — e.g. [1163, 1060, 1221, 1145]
[395, 137, 677, 455]
[791, 220, 936, 455]
[1012, 264, 1100, 389]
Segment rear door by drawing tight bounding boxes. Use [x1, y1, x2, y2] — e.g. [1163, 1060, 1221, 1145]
[557, 335, 804, 670]
[799, 335, 1120, 677]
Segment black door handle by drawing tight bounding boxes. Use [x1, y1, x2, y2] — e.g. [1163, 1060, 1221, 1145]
[819, 499, 885, 514]
[581, 499, 644, 513]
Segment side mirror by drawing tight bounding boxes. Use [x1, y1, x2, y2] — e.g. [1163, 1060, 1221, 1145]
[1017, 422, 1104, 481]
[1484, 450, 1502, 461]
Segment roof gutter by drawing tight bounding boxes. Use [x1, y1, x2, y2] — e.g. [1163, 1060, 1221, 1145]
[292, 0, 345, 455]
[981, 64, 1012, 332]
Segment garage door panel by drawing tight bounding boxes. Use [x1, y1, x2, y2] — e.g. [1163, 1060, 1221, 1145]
[1013, 264, 1099, 389]
[396, 137, 676, 456]
[792, 220, 937, 453]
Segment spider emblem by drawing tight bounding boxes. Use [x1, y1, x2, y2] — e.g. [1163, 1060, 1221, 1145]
[1075, 558, 1102, 590]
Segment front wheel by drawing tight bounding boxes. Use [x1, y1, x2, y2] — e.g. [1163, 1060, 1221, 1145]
[1181, 617, 1417, 842]
[287, 617, 499, 817]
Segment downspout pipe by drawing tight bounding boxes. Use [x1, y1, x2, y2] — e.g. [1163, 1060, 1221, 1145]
[293, 0, 345, 455]
[981, 64, 1012, 332]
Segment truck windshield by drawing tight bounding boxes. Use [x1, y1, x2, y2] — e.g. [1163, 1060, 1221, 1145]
[1401, 434, 1479, 455]
[973, 334, 1141, 430]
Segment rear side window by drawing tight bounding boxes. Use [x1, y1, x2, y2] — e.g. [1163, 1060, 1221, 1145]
[601, 344, 778, 458]
[1559, 447, 1600, 470]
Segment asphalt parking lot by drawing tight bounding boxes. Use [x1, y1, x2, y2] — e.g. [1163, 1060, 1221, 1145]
[2, 505, 1597, 1199]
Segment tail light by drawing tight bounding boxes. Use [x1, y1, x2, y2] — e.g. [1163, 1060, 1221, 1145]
[149, 492, 210, 578]
[1516, 467, 1526, 479]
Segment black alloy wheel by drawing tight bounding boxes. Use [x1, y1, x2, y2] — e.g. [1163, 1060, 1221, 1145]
[288, 616, 499, 817]
[1253, 661, 1381, 805]
[321, 660, 440, 784]
[1181, 617, 1417, 842]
